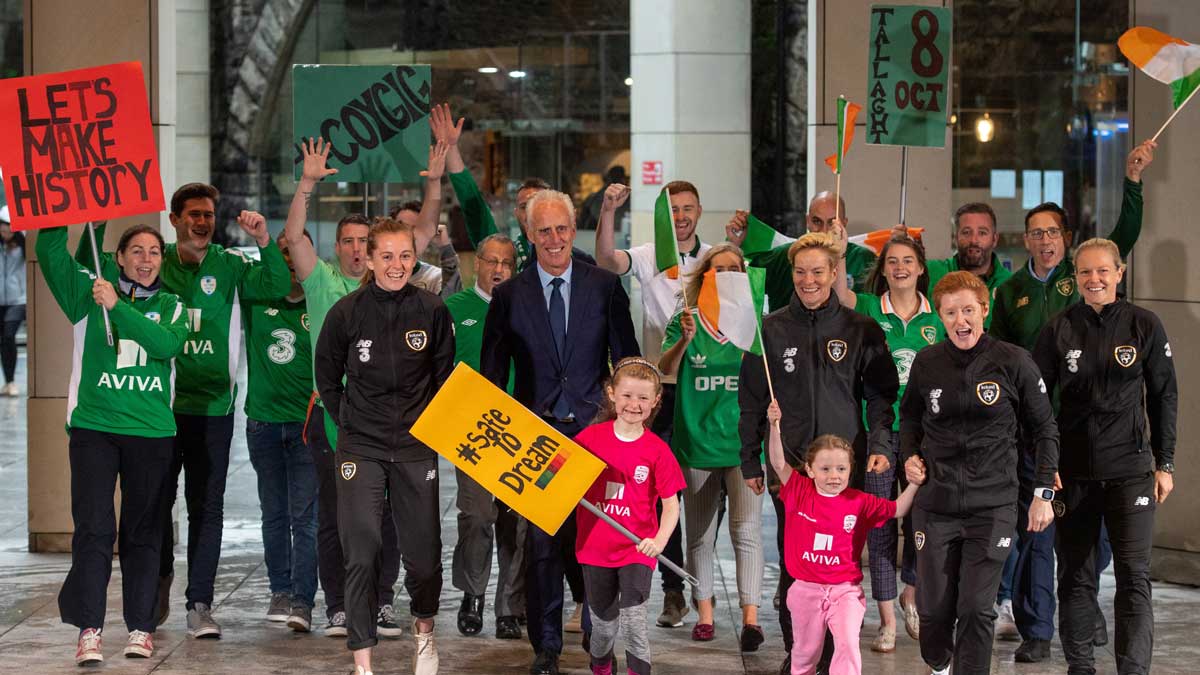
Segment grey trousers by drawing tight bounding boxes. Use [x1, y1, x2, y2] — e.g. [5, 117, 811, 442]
[683, 465, 764, 607]
[451, 468, 527, 617]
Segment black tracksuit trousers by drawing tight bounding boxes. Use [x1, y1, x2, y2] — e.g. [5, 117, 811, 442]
[335, 452, 442, 650]
[1056, 473, 1156, 675]
[60, 428, 174, 632]
[914, 504, 1017, 675]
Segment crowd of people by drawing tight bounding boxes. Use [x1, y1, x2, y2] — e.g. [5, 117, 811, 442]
[39, 101, 1178, 675]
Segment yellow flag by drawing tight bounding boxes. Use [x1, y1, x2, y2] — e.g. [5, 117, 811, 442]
[410, 363, 606, 535]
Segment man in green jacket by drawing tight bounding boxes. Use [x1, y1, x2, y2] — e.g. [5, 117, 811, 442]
[986, 139, 1155, 664]
[924, 202, 1013, 329]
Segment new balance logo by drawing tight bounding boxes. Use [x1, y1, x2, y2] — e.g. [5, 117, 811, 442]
[997, 537, 1012, 548]
[425, 469, 437, 481]
[813, 533, 834, 551]
[689, 353, 707, 369]
[1135, 496, 1150, 507]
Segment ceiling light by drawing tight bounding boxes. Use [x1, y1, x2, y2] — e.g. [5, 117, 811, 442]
[508, 70, 526, 79]
[478, 67, 498, 74]
[976, 113, 995, 143]
[624, 77, 633, 86]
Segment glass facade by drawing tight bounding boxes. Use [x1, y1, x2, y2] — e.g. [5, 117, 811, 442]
[250, 0, 631, 261]
[951, 1, 1131, 268]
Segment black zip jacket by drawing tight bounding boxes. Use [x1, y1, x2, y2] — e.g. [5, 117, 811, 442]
[899, 335, 1059, 516]
[1032, 299, 1176, 481]
[315, 282, 455, 462]
[739, 292, 898, 479]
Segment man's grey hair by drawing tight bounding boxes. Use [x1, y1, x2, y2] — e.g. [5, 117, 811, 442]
[478, 232, 517, 257]
[526, 189, 575, 227]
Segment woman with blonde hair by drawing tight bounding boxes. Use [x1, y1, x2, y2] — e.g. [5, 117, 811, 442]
[659, 243, 765, 650]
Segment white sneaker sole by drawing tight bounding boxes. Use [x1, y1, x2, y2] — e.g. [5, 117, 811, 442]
[124, 646, 152, 658]
[76, 653, 103, 666]
[287, 616, 311, 633]
[378, 626, 404, 638]
[188, 627, 221, 639]
[266, 613, 289, 622]
[324, 626, 347, 638]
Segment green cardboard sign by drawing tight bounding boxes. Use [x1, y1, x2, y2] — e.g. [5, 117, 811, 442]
[866, 5, 951, 147]
[292, 64, 431, 182]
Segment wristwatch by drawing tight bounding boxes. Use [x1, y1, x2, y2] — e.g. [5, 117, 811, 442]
[1159, 462, 1175, 474]
[1033, 487, 1056, 501]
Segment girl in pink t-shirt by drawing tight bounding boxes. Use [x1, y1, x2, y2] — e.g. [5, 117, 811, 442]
[766, 401, 925, 675]
[575, 357, 686, 675]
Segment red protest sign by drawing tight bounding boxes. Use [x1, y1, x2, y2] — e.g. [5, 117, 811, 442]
[0, 61, 165, 231]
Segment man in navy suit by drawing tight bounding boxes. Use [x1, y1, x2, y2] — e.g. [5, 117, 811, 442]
[481, 189, 640, 675]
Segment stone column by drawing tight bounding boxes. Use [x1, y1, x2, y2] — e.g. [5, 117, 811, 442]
[1131, 1, 1200, 585]
[24, 0, 175, 552]
[807, 0, 952, 257]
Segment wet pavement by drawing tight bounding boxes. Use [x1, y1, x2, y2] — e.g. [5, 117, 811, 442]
[1, 349, 1198, 673]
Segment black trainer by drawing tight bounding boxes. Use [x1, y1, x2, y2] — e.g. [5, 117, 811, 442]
[496, 615, 521, 640]
[457, 594, 484, 636]
[1015, 638, 1051, 662]
[530, 650, 559, 675]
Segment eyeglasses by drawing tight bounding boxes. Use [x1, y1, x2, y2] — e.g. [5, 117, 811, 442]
[1025, 228, 1063, 241]
[479, 257, 515, 270]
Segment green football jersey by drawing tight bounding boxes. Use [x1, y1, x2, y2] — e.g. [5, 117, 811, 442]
[925, 253, 1012, 331]
[37, 226, 188, 438]
[749, 241, 875, 315]
[445, 285, 514, 392]
[662, 309, 743, 468]
[299, 258, 362, 446]
[242, 295, 312, 423]
[854, 292, 944, 432]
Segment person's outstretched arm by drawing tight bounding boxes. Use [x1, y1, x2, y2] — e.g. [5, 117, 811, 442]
[594, 183, 632, 274]
[286, 137, 339, 281]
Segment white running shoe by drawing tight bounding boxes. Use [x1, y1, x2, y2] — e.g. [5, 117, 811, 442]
[124, 630, 153, 658]
[413, 619, 439, 675]
[354, 666, 374, 675]
[995, 599, 1019, 641]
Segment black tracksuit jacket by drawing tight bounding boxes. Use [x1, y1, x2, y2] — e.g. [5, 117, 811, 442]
[314, 282, 455, 462]
[1032, 299, 1177, 481]
[899, 335, 1060, 516]
[739, 292, 899, 478]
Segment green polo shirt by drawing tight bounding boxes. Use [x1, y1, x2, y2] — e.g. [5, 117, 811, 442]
[854, 292, 944, 432]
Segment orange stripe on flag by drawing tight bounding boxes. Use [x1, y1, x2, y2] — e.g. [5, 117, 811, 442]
[824, 101, 863, 173]
[1119, 27, 1187, 69]
[696, 268, 721, 331]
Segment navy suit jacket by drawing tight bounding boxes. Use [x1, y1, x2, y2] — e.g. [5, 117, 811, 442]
[481, 261, 640, 424]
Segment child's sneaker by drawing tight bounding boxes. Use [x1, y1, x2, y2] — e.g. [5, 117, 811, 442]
[75, 628, 103, 666]
[124, 630, 153, 658]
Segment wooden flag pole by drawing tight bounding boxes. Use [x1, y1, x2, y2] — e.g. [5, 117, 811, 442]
[85, 222, 115, 348]
[578, 499, 698, 586]
[1151, 84, 1200, 143]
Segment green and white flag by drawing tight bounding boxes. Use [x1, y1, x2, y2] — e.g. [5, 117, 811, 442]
[654, 187, 682, 278]
[696, 267, 767, 356]
[740, 214, 795, 256]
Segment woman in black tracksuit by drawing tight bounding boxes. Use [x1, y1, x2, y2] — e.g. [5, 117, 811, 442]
[900, 271, 1059, 675]
[1032, 239, 1176, 675]
[315, 218, 455, 675]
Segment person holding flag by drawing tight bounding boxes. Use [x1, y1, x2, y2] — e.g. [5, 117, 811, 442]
[594, 179, 710, 628]
[832, 230, 944, 651]
[738, 232, 899, 674]
[39, 222, 188, 665]
[657, 243, 765, 651]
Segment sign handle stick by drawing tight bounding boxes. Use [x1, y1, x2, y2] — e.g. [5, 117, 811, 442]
[85, 222, 115, 348]
[898, 146, 908, 225]
[577, 499, 698, 586]
[1150, 85, 1200, 143]
[363, 183, 371, 217]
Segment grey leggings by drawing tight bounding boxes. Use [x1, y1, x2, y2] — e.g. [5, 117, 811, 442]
[583, 563, 653, 675]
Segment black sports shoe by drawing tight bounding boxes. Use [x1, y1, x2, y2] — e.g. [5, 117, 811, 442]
[496, 615, 522, 640]
[1015, 638, 1051, 663]
[740, 624, 765, 652]
[457, 594, 484, 636]
[778, 655, 791, 675]
[529, 650, 559, 675]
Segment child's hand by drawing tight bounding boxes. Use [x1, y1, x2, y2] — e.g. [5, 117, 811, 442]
[636, 537, 662, 558]
[766, 398, 781, 425]
[905, 455, 927, 486]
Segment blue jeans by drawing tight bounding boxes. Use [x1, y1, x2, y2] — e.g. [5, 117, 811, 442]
[247, 419, 318, 608]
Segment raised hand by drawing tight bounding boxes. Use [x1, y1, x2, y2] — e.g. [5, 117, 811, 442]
[829, 217, 849, 256]
[678, 309, 697, 344]
[420, 141, 450, 181]
[433, 224, 451, 248]
[1126, 139, 1157, 182]
[92, 278, 117, 310]
[301, 137, 339, 182]
[602, 183, 631, 213]
[430, 103, 465, 146]
[237, 210, 270, 247]
[725, 210, 749, 246]
[766, 398, 782, 426]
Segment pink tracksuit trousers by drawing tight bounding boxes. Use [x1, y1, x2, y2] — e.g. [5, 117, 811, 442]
[786, 579, 867, 675]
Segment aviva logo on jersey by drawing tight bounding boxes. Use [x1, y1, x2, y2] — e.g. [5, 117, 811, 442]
[97, 339, 164, 391]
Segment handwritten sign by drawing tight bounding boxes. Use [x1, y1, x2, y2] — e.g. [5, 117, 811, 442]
[410, 364, 605, 535]
[0, 62, 164, 230]
[292, 64, 432, 183]
[866, 5, 951, 147]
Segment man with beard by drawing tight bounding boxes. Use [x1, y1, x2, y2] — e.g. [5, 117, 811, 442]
[924, 203, 1012, 330]
[987, 139, 1155, 664]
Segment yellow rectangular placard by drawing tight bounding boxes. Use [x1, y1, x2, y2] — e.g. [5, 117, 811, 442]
[410, 363, 606, 535]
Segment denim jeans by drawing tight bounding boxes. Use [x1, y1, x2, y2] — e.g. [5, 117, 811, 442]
[246, 419, 318, 608]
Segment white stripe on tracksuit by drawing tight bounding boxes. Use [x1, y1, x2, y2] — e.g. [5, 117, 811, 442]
[682, 465, 764, 607]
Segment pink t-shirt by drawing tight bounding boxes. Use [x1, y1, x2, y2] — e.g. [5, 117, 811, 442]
[779, 474, 896, 585]
[574, 421, 687, 569]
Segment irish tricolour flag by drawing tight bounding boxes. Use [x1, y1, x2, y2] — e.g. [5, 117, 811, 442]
[654, 188, 682, 279]
[1120, 27, 1200, 108]
[741, 214, 793, 256]
[824, 96, 862, 174]
[696, 267, 767, 356]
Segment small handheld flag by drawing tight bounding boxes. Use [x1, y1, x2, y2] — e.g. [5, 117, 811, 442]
[740, 214, 794, 256]
[1119, 26, 1200, 141]
[696, 268, 767, 356]
[653, 188, 682, 280]
[824, 96, 862, 175]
